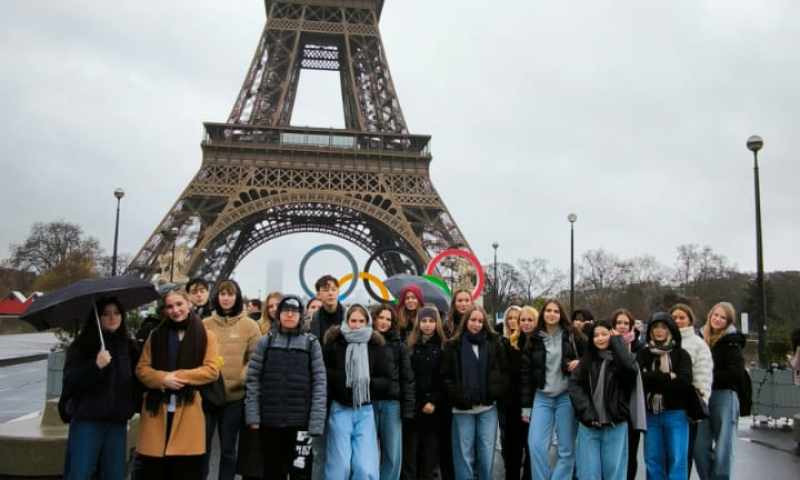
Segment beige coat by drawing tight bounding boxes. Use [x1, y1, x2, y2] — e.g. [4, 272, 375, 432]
[135, 330, 220, 457]
[203, 312, 261, 401]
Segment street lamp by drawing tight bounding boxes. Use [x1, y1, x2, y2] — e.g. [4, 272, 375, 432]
[747, 135, 768, 367]
[492, 242, 499, 317]
[111, 188, 125, 276]
[568, 213, 577, 314]
[162, 227, 180, 282]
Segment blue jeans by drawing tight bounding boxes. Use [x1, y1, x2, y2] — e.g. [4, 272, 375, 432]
[203, 399, 243, 480]
[694, 389, 739, 480]
[65, 420, 127, 480]
[325, 400, 379, 480]
[373, 400, 402, 480]
[576, 422, 628, 480]
[451, 406, 498, 480]
[645, 410, 689, 480]
[528, 391, 576, 480]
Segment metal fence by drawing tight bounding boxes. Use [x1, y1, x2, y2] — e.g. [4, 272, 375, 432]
[750, 367, 800, 418]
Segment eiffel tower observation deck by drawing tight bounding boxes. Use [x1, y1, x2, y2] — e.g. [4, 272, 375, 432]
[129, 0, 471, 284]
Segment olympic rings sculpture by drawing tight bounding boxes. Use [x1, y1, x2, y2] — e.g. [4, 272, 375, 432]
[422, 274, 452, 296]
[425, 248, 485, 300]
[339, 272, 392, 301]
[362, 246, 423, 303]
[298, 244, 359, 301]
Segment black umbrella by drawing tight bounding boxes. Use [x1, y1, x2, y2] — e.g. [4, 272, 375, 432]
[21, 275, 160, 349]
[384, 274, 452, 313]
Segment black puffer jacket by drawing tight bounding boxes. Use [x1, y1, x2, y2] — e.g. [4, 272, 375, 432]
[568, 335, 638, 427]
[375, 330, 416, 419]
[498, 335, 526, 415]
[310, 303, 344, 340]
[441, 332, 509, 410]
[63, 333, 139, 423]
[710, 329, 751, 415]
[410, 333, 444, 412]
[711, 330, 746, 391]
[636, 316, 694, 413]
[520, 328, 585, 407]
[323, 326, 395, 407]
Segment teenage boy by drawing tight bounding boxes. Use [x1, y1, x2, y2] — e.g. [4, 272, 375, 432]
[307, 274, 344, 480]
[187, 277, 214, 319]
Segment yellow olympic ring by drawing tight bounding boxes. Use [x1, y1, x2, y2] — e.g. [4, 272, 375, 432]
[338, 272, 392, 301]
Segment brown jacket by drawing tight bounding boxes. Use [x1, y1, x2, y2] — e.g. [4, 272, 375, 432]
[203, 312, 261, 401]
[135, 329, 220, 457]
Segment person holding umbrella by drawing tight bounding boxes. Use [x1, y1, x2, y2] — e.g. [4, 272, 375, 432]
[62, 298, 140, 480]
[136, 288, 221, 478]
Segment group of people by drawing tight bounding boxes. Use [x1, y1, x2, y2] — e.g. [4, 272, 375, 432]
[59, 272, 753, 480]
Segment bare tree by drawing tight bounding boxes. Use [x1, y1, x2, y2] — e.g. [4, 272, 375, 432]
[484, 262, 523, 316]
[9, 221, 102, 275]
[517, 258, 566, 304]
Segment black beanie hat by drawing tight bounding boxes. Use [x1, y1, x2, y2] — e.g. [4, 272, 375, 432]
[277, 295, 304, 318]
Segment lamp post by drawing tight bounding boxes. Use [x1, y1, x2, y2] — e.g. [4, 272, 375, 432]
[747, 135, 768, 367]
[568, 213, 577, 314]
[492, 242, 499, 317]
[162, 227, 179, 283]
[111, 188, 125, 276]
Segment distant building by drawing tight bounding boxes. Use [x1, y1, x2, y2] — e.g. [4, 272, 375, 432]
[266, 259, 283, 293]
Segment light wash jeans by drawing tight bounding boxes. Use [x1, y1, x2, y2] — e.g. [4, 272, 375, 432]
[576, 422, 628, 480]
[645, 409, 689, 480]
[451, 405, 498, 480]
[528, 391, 577, 480]
[325, 400, 379, 480]
[373, 399, 402, 480]
[694, 389, 739, 480]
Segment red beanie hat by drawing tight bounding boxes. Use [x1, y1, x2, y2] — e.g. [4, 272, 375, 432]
[397, 284, 425, 310]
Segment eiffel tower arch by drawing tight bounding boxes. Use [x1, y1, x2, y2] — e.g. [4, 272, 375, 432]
[129, 0, 472, 285]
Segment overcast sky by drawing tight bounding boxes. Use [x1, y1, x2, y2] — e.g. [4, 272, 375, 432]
[1, 0, 798, 300]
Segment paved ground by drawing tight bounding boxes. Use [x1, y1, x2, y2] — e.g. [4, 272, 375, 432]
[0, 332, 58, 365]
[0, 359, 46, 423]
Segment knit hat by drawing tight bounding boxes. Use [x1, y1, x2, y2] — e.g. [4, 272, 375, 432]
[418, 305, 439, 322]
[277, 295, 304, 318]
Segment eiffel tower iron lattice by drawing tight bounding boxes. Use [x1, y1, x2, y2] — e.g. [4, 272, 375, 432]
[129, 0, 472, 285]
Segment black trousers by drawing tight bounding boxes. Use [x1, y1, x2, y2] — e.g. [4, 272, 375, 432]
[627, 424, 641, 480]
[402, 415, 439, 480]
[259, 426, 299, 480]
[140, 454, 204, 480]
[438, 409, 454, 480]
[500, 406, 530, 480]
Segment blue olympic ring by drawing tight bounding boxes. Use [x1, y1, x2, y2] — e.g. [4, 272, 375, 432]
[298, 244, 359, 301]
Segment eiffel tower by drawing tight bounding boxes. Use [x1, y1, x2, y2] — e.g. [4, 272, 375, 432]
[129, 0, 471, 285]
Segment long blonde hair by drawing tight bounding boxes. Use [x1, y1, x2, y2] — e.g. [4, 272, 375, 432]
[703, 302, 736, 348]
[503, 306, 522, 349]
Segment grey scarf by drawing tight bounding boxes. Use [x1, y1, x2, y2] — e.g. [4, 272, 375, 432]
[593, 350, 613, 424]
[340, 321, 373, 408]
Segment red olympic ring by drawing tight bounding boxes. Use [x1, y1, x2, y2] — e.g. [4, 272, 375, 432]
[424, 248, 485, 300]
